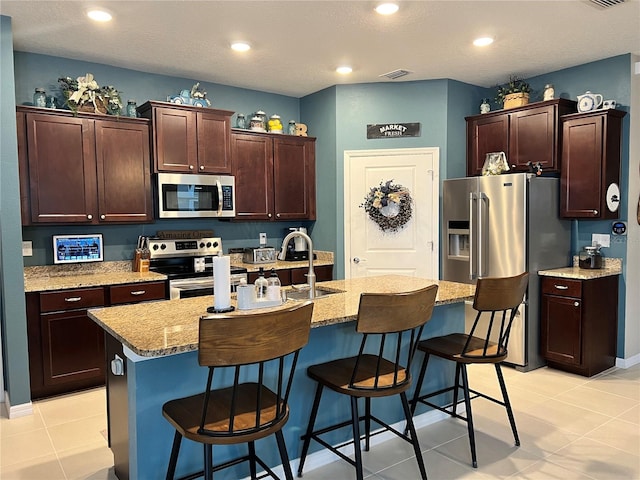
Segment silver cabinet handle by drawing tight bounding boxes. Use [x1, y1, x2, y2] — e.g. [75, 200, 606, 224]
[593, 210, 599, 215]
[100, 214, 106, 220]
[87, 214, 93, 220]
[554, 285, 569, 290]
[130, 290, 146, 296]
[276, 213, 281, 218]
[268, 213, 272, 218]
[65, 296, 82, 302]
[189, 165, 194, 170]
[574, 301, 580, 307]
[199, 165, 204, 170]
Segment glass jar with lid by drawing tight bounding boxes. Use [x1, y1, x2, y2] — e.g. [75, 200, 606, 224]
[268, 114, 283, 133]
[578, 245, 603, 269]
[126, 100, 137, 118]
[33, 88, 47, 108]
[288, 120, 297, 135]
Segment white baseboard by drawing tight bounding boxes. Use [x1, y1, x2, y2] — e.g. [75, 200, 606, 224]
[240, 407, 456, 480]
[616, 354, 640, 369]
[2, 390, 33, 419]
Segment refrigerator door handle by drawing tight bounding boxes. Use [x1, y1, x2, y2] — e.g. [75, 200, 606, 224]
[469, 192, 477, 280]
[478, 192, 489, 277]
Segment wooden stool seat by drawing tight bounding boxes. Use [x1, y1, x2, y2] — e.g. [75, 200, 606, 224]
[297, 284, 439, 480]
[162, 301, 314, 480]
[409, 273, 529, 469]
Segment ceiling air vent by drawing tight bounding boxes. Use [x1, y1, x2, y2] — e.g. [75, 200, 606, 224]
[379, 69, 412, 80]
[586, 0, 626, 8]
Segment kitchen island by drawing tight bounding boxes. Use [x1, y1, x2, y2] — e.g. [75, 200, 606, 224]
[89, 275, 474, 480]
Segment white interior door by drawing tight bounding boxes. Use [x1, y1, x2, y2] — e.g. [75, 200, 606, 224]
[344, 148, 439, 279]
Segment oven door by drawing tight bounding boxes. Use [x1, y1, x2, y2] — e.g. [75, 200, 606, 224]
[169, 277, 214, 300]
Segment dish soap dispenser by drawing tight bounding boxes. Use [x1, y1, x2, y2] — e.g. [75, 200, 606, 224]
[254, 267, 268, 300]
[267, 268, 282, 302]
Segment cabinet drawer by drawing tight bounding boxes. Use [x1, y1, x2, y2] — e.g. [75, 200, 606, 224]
[40, 287, 106, 313]
[541, 277, 581, 297]
[109, 281, 166, 305]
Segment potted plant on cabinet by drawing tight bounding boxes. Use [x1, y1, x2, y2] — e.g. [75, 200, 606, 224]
[495, 75, 531, 109]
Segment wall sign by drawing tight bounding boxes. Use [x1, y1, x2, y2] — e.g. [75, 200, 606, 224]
[367, 122, 421, 139]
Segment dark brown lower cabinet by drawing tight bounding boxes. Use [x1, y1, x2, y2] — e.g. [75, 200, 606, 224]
[26, 281, 166, 399]
[540, 275, 618, 377]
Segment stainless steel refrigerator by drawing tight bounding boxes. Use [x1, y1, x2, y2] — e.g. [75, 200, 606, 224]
[442, 173, 571, 372]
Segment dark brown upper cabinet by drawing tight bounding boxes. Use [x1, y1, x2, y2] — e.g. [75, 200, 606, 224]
[138, 101, 233, 174]
[17, 106, 152, 225]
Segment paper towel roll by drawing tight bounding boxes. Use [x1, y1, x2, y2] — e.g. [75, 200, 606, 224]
[213, 253, 231, 310]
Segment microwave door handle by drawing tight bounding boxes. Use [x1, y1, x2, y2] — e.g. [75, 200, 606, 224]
[216, 180, 223, 216]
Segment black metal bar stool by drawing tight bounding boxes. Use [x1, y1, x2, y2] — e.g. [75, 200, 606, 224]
[297, 284, 439, 480]
[409, 273, 529, 468]
[162, 301, 314, 480]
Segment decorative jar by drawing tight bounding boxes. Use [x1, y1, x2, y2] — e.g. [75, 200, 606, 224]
[126, 100, 137, 118]
[480, 99, 490, 114]
[268, 114, 283, 133]
[33, 88, 46, 108]
[288, 120, 296, 135]
[543, 84, 555, 101]
[236, 113, 246, 129]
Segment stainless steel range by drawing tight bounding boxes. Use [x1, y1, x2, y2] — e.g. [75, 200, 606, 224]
[147, 237, 248, 300]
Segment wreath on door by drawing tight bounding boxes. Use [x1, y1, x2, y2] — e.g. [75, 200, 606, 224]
[360, 180, 413, 232]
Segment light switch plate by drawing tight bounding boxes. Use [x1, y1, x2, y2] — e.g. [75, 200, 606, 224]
[22, 241, 33, 256]
[592, 233, 610, 248]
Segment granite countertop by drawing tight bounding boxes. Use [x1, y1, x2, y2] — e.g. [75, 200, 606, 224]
[538, 257, 622, 280]
[23, 261, 167, 292]
[23, 253, 334, 292]
[88, 275, 475, 358]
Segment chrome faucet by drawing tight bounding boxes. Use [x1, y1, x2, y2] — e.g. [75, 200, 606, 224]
[278, 230, 316, 299]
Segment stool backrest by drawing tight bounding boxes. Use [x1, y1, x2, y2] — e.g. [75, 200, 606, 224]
[351, 284, 439, 391]
[196, 301, 314, 437]
[464, 272, 529, 359]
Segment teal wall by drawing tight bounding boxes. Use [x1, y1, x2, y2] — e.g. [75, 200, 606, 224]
[1, 19, 633, 405]
[0, 16, 31, 406]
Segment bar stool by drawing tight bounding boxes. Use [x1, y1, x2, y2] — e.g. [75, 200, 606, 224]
[297, 284, 439, 480]
[162, 301, 314, 480]
[409, 273, 529, 468]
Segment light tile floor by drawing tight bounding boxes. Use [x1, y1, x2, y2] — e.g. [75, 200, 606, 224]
[1, 363, 638, 479]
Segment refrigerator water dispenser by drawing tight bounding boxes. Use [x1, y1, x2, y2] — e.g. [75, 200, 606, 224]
[447, 221, 470, 259]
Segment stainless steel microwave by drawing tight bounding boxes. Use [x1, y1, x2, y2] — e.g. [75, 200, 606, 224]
[156, 173, 235, 218]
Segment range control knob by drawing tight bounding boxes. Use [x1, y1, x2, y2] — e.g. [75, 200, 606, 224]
[200, 242, 205, 248]
[152, 244, 159, 251]
[160, 244, 167, 250]
[212, 241, 219, 248]
[206, 242, 212, 248]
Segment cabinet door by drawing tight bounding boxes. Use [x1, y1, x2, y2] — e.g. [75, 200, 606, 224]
[40, 309, 105, 387]
[153, 107, 197, 172]
[509, 105, 555, 171]
[16, 111, 31, 225]
[196, 110, 232, 174]
[25, 113, 97, 223]
[541, 294, 582, 366]
[560, 116, 603, 218]
[290, 264, 333, 284]
[95, 120, 153, 223]
[273, 136, 316, 220]
[466, 114, 509, 176]
[231, 132, 274, 220]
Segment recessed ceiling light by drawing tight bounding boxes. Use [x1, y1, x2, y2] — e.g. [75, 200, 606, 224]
[473, 36, 494, 47]
[336, 66, 353, 75]
[86, 8, 113, 22]
[231, 42, 251, 52]
[375, 3, 399, 15]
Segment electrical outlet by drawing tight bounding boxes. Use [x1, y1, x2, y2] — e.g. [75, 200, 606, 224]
[592, 233, 610, 248]
[22, 241, 33, 256]
[259, 233, 267, 246]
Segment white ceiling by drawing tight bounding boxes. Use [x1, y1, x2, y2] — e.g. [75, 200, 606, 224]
[1, 1, 639, 98]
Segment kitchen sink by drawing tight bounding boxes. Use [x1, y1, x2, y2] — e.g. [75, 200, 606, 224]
[285, 286, 344, 301]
